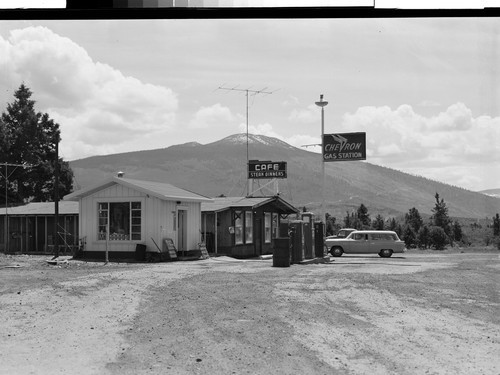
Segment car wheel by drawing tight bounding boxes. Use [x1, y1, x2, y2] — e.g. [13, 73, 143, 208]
[330, 246, 344, 257]
[379, 249, 393, 258]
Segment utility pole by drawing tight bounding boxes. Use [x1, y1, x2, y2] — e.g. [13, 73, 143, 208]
[315, 94, 328, 224]
[1, 162, 27, 253]
[217, 85, 276, 196]
[53, 132, 60, 259]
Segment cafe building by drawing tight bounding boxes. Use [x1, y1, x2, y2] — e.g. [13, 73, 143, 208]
[201, 195, 299, 258]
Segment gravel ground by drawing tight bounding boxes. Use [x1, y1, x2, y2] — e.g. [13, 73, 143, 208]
[0, 249, 499, 375]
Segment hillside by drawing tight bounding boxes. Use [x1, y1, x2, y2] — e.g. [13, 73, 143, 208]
[479, 188, 500, 199]
[69, 134, 500, 219]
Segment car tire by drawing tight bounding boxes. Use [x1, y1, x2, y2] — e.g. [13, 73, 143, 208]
[330, 246, 344, 257]
[379, 249, 393, 258]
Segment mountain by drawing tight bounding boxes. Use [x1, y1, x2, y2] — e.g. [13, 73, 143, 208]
[479, 188, 500, 199]
[69, 134, 500, 219]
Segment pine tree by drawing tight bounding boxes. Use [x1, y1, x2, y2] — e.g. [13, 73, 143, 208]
[343, 211, 352, 228]
[402, 225, 416, 248]
[417, 225, 430, 249]
[388, 217, 398, 232]
[429, 226, 447, 250]
[431, 193, 452, 239]
[372, 214, 385, 230]
[452, 220, 463, 243]
[357, 204, 370, 228]
[0, 84, 73, 203]
[493, 213, 500, 236]
[405, 207, 423, 233]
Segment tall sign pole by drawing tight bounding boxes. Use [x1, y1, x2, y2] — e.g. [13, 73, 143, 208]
[315, 94, 328, 224]
[217, 85, 276, 196]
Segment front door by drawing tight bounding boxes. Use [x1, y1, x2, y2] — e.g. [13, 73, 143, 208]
[177, 209, 187, 252]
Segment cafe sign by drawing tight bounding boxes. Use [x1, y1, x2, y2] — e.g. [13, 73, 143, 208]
[323, 132, 366, 162]
[248, 160, 287, 179]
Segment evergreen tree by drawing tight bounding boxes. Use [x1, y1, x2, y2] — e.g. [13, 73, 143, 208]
[325, 213, 337, 236]
[403, 225, 417, 248]
[493, 213, 500, 236]
[372, 214, 385, 230]
[388, 217, 398, 232]
[429, 226, 447, 250]
[0, 84, 73, 203]
[357, 204, 370, 228]
[452, 220, 463, 243]
[343, 211, 352, 228]
[405, 207, 423, 233]
[431, 193, 451, 234]
[417, 225, 431, 249]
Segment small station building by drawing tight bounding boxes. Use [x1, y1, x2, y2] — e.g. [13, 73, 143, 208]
[201, 195, 299, 258]
[64, 175, 212, 260]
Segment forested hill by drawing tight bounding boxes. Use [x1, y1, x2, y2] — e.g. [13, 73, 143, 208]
[69, 134, 500, 219]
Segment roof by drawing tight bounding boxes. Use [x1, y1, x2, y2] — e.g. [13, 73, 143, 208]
[201, 196, 299, 214]
[64, 177, 213, 203]
[0, 201, 79, 216]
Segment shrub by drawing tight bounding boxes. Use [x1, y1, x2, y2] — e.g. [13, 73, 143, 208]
[429, 226, 448, 250]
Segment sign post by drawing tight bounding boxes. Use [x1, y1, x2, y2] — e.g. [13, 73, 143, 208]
[247, 160, 287, 196]
[315, 95, 328, 224]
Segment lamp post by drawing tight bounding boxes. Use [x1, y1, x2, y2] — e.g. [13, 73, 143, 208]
[315, 94, 328, 224]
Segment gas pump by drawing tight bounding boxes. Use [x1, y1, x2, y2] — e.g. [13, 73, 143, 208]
[301, 212, 315, 259]
[288, 220, 305, 263]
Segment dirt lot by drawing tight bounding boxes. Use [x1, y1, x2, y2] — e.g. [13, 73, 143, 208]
[0, 249, 499, 375]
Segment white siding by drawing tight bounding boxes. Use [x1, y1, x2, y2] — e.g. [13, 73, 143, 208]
[79, 182, 203, 253]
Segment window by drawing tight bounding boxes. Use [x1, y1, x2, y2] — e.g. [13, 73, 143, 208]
[353, 233, 366, 241]
[264, 213, 271, 243]
[98, 203, 108, 240]
[245, 211, 253, 244]
[97, 201, 142, 241]
[272, 213, 279, 239]
[131, 202, 142, 240]
[234, 210, 243, 245]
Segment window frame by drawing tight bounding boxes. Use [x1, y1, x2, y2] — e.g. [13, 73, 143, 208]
[264, 212, 272, 243]
[96, 199, 143, 242]
[234, 210, 243, 245]
[245, 211, 253, 244]
[272, 213, 279, 239]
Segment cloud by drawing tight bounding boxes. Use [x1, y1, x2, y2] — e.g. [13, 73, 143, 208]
[189, 103, 234, 129]
[0, 26, 178, 159]
[288, 104, 319, 124]
[429, 102, 472, 131]
[340, 103, 500, 189]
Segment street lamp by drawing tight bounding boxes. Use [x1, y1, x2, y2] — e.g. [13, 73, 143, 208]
[315, 94, 328, 224]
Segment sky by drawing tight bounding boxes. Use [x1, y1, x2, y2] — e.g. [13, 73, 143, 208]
[0, 16, 499, 192]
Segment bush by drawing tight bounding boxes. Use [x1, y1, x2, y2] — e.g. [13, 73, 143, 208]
[429, 226, 448, 250]
[495, 237, 500, 250]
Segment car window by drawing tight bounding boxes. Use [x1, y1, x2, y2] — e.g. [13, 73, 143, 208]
[369, 233, 397, 241]
[353, 233, 365, 240]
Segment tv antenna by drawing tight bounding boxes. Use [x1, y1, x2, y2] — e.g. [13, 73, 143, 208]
[216, 84, 278, 195]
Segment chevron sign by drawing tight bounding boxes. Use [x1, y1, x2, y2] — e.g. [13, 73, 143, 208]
[323, 132, 366, 162]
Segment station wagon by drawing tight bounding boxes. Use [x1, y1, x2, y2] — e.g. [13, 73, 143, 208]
[325, 230, 406, 257]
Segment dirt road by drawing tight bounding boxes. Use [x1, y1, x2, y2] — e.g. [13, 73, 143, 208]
[1, 250, 499, 374]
